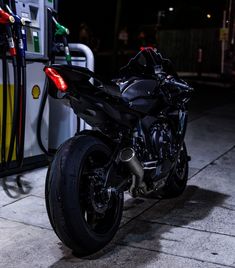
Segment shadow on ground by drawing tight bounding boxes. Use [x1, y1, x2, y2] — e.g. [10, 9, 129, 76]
[0, 176, 33, 200]
[49, 185, 229, 267]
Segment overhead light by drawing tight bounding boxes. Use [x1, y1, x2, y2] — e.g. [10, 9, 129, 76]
[207, 13, 211, 19]
[169, 7, 174, 12]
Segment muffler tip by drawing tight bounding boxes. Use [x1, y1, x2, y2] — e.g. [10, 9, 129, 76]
[119, 147, 135, 162]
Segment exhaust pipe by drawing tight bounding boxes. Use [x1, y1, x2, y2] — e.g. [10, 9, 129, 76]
[119, 148, 147, 196]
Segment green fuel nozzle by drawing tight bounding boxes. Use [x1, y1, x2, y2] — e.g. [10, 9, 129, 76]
[48, 9, 72, 65]
[52, 17, 69, 36]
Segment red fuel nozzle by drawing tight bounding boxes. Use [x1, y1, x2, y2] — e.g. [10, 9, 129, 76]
[0, 8, 15, 24]
[8, 37, 17, 56]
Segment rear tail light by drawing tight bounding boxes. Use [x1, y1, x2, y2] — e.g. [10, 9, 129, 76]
[44, 67, 68, 92]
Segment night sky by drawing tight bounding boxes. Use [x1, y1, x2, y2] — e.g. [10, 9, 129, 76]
[57, 0, 228, 49]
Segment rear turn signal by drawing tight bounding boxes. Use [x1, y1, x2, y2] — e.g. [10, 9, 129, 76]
[44, 67, 68, 92]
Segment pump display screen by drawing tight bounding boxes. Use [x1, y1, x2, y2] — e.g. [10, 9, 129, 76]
[15, 0, 55, 59]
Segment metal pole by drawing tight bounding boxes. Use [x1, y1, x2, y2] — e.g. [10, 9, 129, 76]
[69, 43, 94, 72]
[228, 0, 233, 44]
[113, 0, 122, 72]
[157, 11, 162, 27]
[230, 0, 235, 45]
[69, 43, 94, 130]
[221, 10, 226, 74]
[49, 43, 95, 150]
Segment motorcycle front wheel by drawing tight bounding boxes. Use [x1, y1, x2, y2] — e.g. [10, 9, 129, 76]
[45, 135, 123, 256]
[162, 142, 189, 198]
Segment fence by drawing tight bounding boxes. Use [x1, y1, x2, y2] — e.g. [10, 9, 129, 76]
[157, 28, 221, 74]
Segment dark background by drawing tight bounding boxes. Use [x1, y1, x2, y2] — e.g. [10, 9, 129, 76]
[57, 0, 234, 80]
[58, 0, 226, 44]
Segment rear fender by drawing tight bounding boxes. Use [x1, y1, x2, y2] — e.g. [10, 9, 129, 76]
[78, 130, 117, 150]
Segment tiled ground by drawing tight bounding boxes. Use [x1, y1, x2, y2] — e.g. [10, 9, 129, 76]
[1, 87, 235, 267]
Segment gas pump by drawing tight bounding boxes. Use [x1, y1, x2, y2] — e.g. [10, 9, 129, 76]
[0, 0, 57, 177]
[1, 0, 94, 177]
[0, 1, 25, 169]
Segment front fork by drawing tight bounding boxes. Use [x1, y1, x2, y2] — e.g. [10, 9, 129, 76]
[173, 107, 190, 168]
[176, 105, 188, 146]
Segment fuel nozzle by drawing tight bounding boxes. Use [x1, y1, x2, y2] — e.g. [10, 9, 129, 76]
[53, 17, 70, 36]
[5, 4, 25, 26]
[0, 7, 16, 57]
[0, 7, 15, 24]
[5, 5, 26, 61]
[47, 7, 69, 36]
[47, 8, 71, 64]
[52, 16, 71, 64]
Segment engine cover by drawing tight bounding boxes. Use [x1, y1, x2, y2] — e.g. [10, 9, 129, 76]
[150, 121, 174, 160]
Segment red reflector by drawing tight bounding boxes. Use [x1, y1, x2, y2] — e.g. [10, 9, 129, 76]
[45, 67, 68, 92]
[140, 46, 154, 51]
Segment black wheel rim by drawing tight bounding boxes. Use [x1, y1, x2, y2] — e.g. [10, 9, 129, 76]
[78, 149, 121, 235]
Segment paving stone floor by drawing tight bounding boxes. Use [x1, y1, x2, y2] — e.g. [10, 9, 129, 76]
[1, 86, 235, 267]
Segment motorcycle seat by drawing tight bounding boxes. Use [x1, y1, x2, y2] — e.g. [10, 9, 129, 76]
[98, 83, 121, 98]
[49, 64, 121, 97]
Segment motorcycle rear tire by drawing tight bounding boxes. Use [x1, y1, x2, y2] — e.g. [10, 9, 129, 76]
[45, 135, 123, 256]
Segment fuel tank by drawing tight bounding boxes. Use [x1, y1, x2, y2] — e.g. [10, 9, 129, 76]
[121, 79, 160, 113]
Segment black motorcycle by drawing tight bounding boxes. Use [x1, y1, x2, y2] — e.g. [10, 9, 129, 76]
[44, 47, 193, 256]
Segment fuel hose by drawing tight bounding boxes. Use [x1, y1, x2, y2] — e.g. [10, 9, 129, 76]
[0, 3, 9, 168]
[0, 6, 19, 167]
[6, 31, 19, 165]
[6, 4, 27, 167]
[1, 29, 7, 167]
